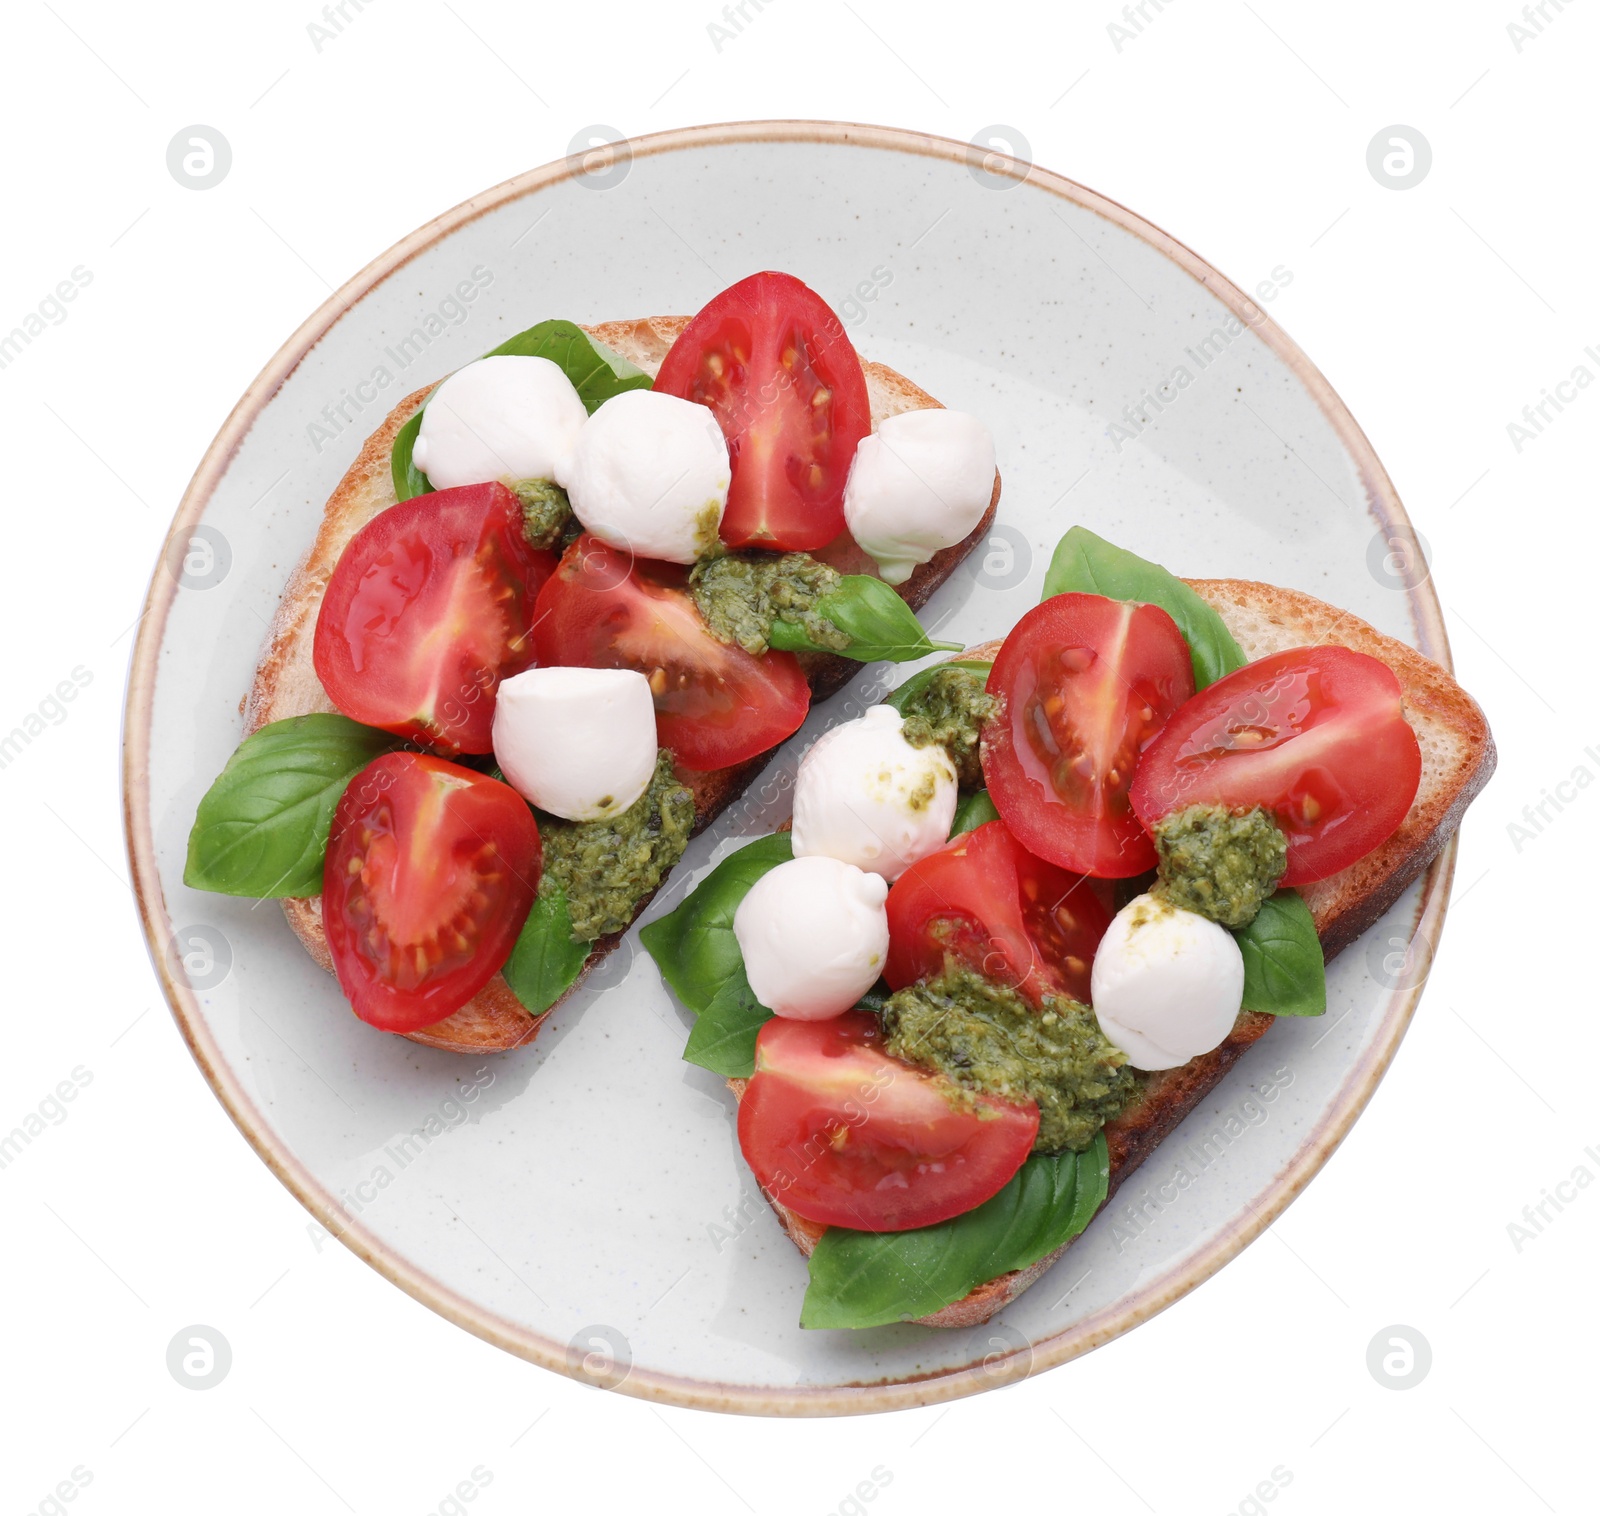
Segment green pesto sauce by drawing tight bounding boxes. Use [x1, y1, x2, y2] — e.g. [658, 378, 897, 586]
[538, 750, 695, 941]
[1152, 803, 1288, 928]
[511, 478, 578, 553]
[899, 666, 997, 789]
[688, 551, 846, 656]
[881, 964, 1137, 1154]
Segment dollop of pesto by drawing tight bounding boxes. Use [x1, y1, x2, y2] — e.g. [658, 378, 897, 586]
[537, 750, 695, 941]
[881, 964, 1138, 1153]
[1152, 803, 1287, 928]
[899, 667, 997, 788]
[688, 551, 846, 656]
[511, 478, 577, 552]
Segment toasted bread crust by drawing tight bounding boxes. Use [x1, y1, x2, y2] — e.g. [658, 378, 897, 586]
[735, 586, 1493, 1327]
[244, 319, 998, 1054]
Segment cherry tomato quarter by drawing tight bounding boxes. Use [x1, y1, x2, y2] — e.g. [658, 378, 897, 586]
[532, 533, 809, 770]
[982, 593, 1195, 877]
[313, 482, 556, 755]
[736, 1012, 1038, 1232]
[654, 271, 871, 552]
[1130, 645, 1421, 884]
[322, 753, 540, 1032]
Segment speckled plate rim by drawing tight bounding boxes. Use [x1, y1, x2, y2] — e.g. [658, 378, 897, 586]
[123, 119, 1456, 1418]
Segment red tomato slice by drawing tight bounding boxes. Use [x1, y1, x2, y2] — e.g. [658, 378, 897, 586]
[885, 820, 1111, 1005]
[532, 533, 810, 771]
[313, 482, 556, 755]
[738, 1013, 1038, 1232]
[654, 271, 871, 551]
[982, 593, 1195, 877]
[1130, 646, 1421, 885]
[323, 753, 541, 1033]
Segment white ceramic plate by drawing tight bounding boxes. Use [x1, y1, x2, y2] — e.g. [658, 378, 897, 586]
[126, 122, 1455, 1415]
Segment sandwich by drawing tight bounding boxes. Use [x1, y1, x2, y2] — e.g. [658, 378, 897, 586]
[642, 526, 1494, 1327]
[183, 271, 1001, 1053]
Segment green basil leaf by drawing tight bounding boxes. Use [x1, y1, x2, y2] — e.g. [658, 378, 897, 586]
[640, 833, 794, 1077]
[853, 984, 890, 1016]
[184, 715, 396, 898]
[390, 406, 432, 502]
[770, 576, 963, 664]
[1040, 526, 1247, 690]
[682, 970, 772, 1078]
[949, 788, 1000, 838]
[1235, 889, 1325, 1016]
[882, 659, 994, 716]
[502, 877, 592, 1018]
[391, 320, 652, 502]
[484, 321, 652, 406]
[800, 1133, 1110, 1329]
[1064, 1133, 1111, 1235]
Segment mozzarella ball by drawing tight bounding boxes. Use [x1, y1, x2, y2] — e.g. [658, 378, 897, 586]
[791, 705, 958, 880]
[843, 409, 997, 585]
[492, 666, 657, 821]
[412, 355, 588, 489]
[564, 389, 730, 564]
[1089, 894, 1244, 1071]
[734, 856, 891, 1020]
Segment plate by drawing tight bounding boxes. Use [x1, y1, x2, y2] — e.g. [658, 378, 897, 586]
[125, 121, 1454, 1415]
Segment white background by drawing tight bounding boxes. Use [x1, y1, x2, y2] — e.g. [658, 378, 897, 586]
[1, 1, 1593, 1512]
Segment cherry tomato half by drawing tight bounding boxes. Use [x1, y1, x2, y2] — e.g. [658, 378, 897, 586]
[323, 753, 541, 1033]
[654, 271, 871, 552]
[982, 593, 1195, 877]
[313, 482, 557, 755]
[885, 820, 1111, 1005]
[737, 1012, 1038, 1232]
[1130, 645, 1421, 885]
[532, 533, 810, 771]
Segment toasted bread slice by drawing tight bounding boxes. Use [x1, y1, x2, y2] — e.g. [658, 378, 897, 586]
[243, 317, 998, 1053]
[732, 578, 1494, 1326]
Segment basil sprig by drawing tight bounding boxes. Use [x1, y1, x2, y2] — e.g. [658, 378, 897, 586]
[638, 833, 792, 1077]
[391, 319, 652, 501]
[502, 877, 592, 1018]
[770, 576, 963, 664]
[184, 715, 396, 898]
[1235, 889, 1326, 1016]
[1041, 526, 1247, 691]
[801, 1133, 1110, 1329]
